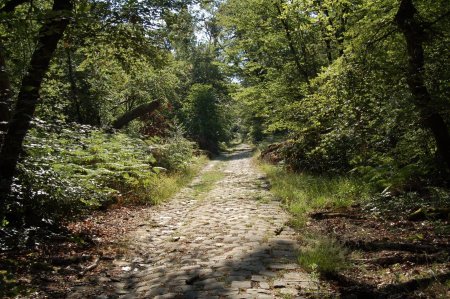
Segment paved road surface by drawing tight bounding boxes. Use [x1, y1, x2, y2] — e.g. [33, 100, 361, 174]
[69, 145, 315, 298]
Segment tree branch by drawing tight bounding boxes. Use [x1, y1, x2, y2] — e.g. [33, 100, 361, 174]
[112, 100, 161, 130]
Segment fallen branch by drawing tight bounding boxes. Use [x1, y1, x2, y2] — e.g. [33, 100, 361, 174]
[50, 255, 92, 266]
[112, 100, 160, 129]
[343, 240, 445, 254]
[78, 256, 100, 277]
[352, 252, 449, 266]
[408, 207, 450, 221]
[310, 211, 364, 220]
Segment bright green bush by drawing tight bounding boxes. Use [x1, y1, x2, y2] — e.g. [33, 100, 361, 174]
[149, 128, 196, 172]
[7, 120, 198, 224]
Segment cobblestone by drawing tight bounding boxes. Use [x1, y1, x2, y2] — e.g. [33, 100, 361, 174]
[69, 145, 316, 298]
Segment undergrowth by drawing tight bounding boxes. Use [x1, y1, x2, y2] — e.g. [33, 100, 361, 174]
[258, 162, 370, 227]
[257, 158, 367, 275]
[3, 121, 206, 226]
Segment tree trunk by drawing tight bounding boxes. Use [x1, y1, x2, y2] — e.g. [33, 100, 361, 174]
[112, 100, 161, 130]
[0, 48, 12, 149]
[0, 1, 32, 149]
[66, 47, 83, 123]
[0, 0, 73, 199]
[395, 0, 450, 172]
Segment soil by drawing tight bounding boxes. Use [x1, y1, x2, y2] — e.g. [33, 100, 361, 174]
[308, 204, 450, 298]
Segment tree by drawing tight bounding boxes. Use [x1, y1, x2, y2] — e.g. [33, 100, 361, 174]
[0, 0, 73, 201]
[217, 0, 450, 188]
[182, 84, 231, 153]
[395, 0, 450, 171]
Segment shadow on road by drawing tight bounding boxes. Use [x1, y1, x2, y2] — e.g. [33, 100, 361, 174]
[121, 237, 315, 298]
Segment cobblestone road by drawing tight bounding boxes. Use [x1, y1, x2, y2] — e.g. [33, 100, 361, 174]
[69, 146, 316, 298]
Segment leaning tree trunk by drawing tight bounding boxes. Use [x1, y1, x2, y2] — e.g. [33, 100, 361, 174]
[0, 0, 73, 200]
[0, 49, 12, 149]
[0, 0, 28, 149]
[395, 0, 450, 172]
[112, 100, 161, 130]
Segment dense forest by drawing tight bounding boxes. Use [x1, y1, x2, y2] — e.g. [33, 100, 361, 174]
[0, 0, 238, 225]
[0, 0, 449, 298]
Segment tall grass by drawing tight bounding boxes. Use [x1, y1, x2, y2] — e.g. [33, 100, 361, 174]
[259, 162, 370, 227]
[258, 161, 368, 275]
[141, 155, 209, 205]
[298, 236, 349, 275]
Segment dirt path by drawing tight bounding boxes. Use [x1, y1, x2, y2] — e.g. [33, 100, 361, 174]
[69, 145, 315, 298]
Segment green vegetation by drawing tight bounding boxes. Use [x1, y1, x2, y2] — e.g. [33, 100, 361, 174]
[298, 236, 349, 275]
[183, 84, 234, 153]
[260, 162, 370, 226]
[219, 0, 450, 193]
[5, 122, 206, 225]
[0, 0, 237, 225]
[191, 163, 225, 198]
[259, 159, 358, 275]
[0, 0, 449, 295]
[1, 0, 448, 225]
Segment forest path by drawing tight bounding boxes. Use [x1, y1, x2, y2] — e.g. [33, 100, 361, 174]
[70, 145, 316, 299]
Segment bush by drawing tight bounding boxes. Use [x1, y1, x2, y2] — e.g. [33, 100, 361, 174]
[149, 127, 196, 172]
[6, 120, 198, 225]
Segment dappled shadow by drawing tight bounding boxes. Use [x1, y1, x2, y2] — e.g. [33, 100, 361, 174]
[217, 147, 254, 162]
[327, 271, 450, 299]
[343, 239, 449, 254]
[326, 238, 450, 298]
[119, 237, 320, 298]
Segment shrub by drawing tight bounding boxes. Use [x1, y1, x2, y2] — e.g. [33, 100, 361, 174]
[5, 120, 198, 225]
[149, 127, 196, 172]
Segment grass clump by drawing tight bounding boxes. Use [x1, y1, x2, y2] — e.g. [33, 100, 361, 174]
[259, 162, 370, 226]
[149, 155, 208, 204]
[298, 236, 349, 275]
[192, 163, 225, 197]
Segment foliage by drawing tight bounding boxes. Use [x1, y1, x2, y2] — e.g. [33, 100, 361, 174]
[5, 120, 198, 225]
[149, 126, 196, 172]
[259, 161, 370, 227]
[218, 0, 450, 192]
[182, 83, 234, 152]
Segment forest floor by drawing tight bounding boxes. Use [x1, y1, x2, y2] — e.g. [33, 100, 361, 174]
[1, 145, 449, 298]
[306, 205, 450, 298]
